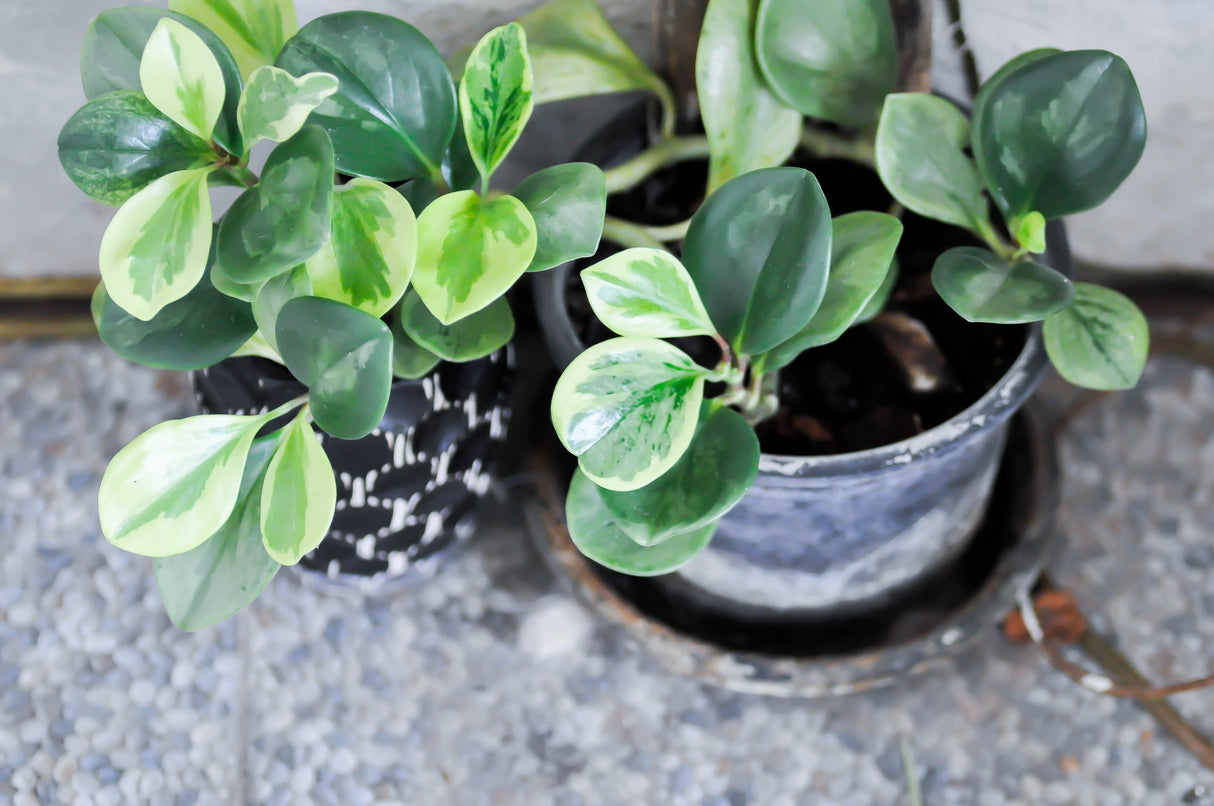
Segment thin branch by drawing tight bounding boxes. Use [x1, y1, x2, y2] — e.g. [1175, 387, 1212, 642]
[601, 217, 670, 251]
[601, 135, 711, 195]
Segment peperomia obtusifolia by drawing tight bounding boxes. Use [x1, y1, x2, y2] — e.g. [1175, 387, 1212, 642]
[59, 0, 607, 629]
[523, 0, 1150, 575]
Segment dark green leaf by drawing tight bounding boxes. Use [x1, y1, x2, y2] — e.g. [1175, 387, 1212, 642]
[1043, 283, 1149, 390]
[442, 113, 480, 192]
[252, 265, 312, 351]
[275, 11, 456, 181]
[80, 6, 245, 154]
[681, 167, 832, 355]
[398, 178, 442, 214]
[58, 91, 215, 206]
[972, 49, 1146, 220]
[932, 246, 1074, 324]
[565, 469, 716, 576]
[398, 292, 514, 362]
[275, 296, 393, 439]
[513, 162, 606, 272]
[598, 403, 758, 546]
[754, 0, 897, 127]
[215, 125, 334, 284]
[390, 316, 442, 380]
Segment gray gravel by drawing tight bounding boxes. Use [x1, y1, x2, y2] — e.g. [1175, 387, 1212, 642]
[3, 337, 1214, 805]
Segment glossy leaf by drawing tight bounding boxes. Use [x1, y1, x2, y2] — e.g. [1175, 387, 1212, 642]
[399, 292, 514, 362]
[99, 412, 273, 557]
[972, 49, 1146, 220]
[260, 410, 337, 565]
[754, 0, 897, 127]
[215, 125, 334, 284]
[93, 267, 255, 371]
[762, 211, 901, 370]
[231, 331, 284, 363]
[460, 23, 534, 182]
[80, 7, 245, 154]
[1013, 211, 1047, 254]
[305, 178, 417, 317]
[513, 163, 606, 272]
[681, 167, 832, 355]
[252, 265, 311, 352]
[599, 403, 758, 546]
[169, 0, 298, 80]
[411, 191, 537, 325]
[875, 94, 993, 235]
[513, 0, 669, 105]
[211, 263, 266, 302]
[443, 114, 481, 193]
[855, 257, 898, 325]
[932, 246, 1074, 324]
[139, 18, 227, 142]
[551, 337, 707, 492]
[390, 316, 443, 380]
[276, 12, 456, 181]
[99, 166, 214, 321]
[1043, 283, 1149, 390]
[275, 296, 393, 439]
[153, 432, 283, 630]
[238, 65, 338, 146]
[581, 248, 717, 339]
[566, 469, 716, 576]
[58, 91, 214, 207]
[697, 0, 800, 192]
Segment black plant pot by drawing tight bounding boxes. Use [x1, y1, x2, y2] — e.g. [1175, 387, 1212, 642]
[194, 351, 513, 584]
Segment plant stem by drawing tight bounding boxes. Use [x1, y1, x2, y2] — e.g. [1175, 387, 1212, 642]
[799, 125, 876, 165]
[227, 164, 259, 188]
[264, 395, 308, 422]
[601, 216, 670, 251]
[974, 216, 1017, 259]
[602, 135, 712, 195]
[650, 78, 679, 140]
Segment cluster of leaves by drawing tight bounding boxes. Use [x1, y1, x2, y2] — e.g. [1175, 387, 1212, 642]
[60, 0, 606, 629]
[551, 168, 901, 575]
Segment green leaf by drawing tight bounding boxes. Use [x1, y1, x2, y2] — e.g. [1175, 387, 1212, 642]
[238, 65, 338, 146]
[855, 257, 898, 325]
[210, 263, 266, 302]
[169, 0, 298, 80]
[252, 264, 311, 352]
[565, 469, 716, 576]
[260, 409, 337, 565]
[1043, 283, 1149, 390]
[551, 337, 707, 492]
[398, 292, 514, 362]
[761, 211, 901, 370]
[152, 432, 284, 630]
[93, 264, 255, 371]
[972, 49, 1146, 220]
[513, 163, 606, 273]
[99, 166, 215, 321]
[460, 23, 534, 182]
[754, 0, 897, 127]
[932, 246, 1074, 324]
[599, 403, 758, 546]
[410, 191, 538, 325]
[276, 11, 456, 181]
[231, 330, 284, 363]
[443, 113, 481, 193]
[99, 411, 275, 557]
[305, 178, 417, 317]
[80, 7, 245, 155]
[512, 0, 670, 106]
[58, 90, 214, 206]
[398, 178, 442, 215]
[390, 316, 443, 380]
[581, 248, 717, 339]
[139, 18, 227, 142]
[875, 93, 993, 236]
[275, 296, 393, 439]
[681, 167, 832, 355]
[1012, 211, 1047, 254]
[215, 125, 334, 285]
[697, 0, 801, 192]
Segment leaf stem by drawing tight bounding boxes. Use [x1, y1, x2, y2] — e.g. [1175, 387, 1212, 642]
[648, 77, 679, 140]
[601, 217, 671, 251]
[602, 135, 712, 195]
[799, 125, 876, 165]
[974, 216, 1018, 259]
[264, 395, 308, 422]
[227, 164, 259, 188]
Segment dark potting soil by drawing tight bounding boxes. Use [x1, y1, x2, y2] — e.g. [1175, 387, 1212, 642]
[564, 151, 1025, 457]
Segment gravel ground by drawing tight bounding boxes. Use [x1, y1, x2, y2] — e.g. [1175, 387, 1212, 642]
[3, 337, 1214, 805]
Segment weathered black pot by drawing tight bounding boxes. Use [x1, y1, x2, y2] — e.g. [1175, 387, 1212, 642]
[534, 103, 1069, 621]
[195, 351, 512, 584]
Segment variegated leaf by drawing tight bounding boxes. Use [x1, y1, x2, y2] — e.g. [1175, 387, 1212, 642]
[260, 409, 337, 565]
[139, 18, 227, 141]
[237, 65, 338, 147]
[581, 248, 717, 339]
[460, 23, 534, 181]
[170, 0, 298, 80]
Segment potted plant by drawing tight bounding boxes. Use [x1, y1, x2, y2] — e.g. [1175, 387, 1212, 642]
[524, 0, 1149, 617]
[57, 0, 606, 629]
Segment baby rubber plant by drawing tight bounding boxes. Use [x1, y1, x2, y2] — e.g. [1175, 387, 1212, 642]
[58, 1, 606, 629]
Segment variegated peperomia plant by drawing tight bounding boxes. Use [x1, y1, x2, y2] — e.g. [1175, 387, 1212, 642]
[522, 0, 1152, 575]
[60, 0, 606, 628]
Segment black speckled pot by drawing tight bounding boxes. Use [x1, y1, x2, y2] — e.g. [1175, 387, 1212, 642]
[194, 351, 512, 584]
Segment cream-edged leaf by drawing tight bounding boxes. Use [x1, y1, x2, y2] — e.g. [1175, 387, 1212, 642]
[581, 248, 717, 338]
[260, 410, 337, 565]
[140, 18, 227, 141]
[170, 0, 298, 80]
[238, 65, 339, 146]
